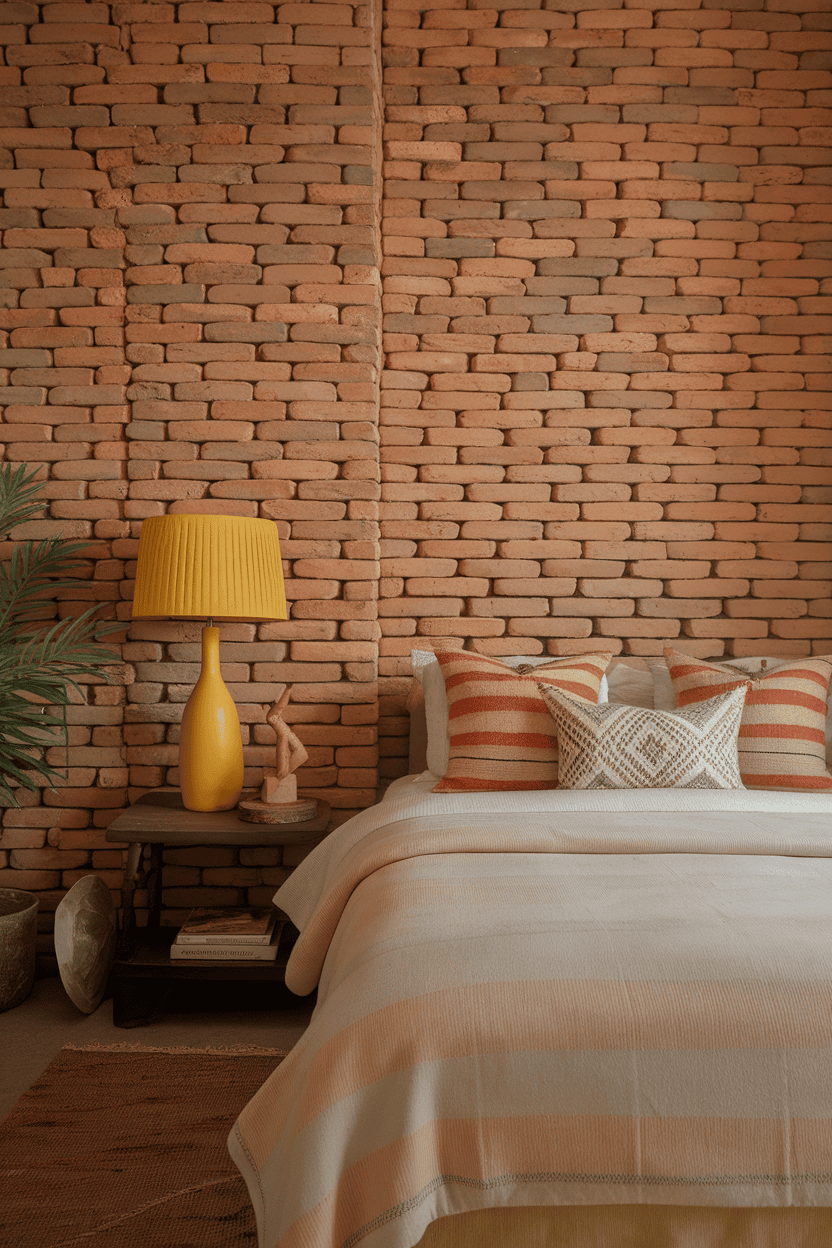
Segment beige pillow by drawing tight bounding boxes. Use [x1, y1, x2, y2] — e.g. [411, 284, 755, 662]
[539, 684, 747, 791]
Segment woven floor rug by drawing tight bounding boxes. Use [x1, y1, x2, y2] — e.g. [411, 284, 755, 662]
[0, 1042, 286, 1248]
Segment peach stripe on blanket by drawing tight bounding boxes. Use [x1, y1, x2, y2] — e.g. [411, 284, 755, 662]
[230, 801, 832, 1248]
[244, 978, 832, 1157]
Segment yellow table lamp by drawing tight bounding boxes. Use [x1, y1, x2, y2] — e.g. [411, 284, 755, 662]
[131, 515, 287, 812]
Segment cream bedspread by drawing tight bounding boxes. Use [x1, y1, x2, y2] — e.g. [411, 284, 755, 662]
[229, 780, 832, 1248]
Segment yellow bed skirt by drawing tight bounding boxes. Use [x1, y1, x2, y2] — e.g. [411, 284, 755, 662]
[416, 1205, 832, 1248]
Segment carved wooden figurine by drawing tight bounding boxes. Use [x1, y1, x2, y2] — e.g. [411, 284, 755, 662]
[237, 689, 317, 824]
[261, 689, 308, 804]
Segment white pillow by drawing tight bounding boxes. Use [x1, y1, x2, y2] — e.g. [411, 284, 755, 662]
[411, 649, 641, 778]
[606, 657, 654, 709]
[411, 649, 449, 777]
[650, 659, 674, 712]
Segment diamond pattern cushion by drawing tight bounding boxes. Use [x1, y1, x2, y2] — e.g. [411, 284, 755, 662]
[538, 685, 748, 791]
[664, 649, 832, 791]
[430, 646, 613, 792]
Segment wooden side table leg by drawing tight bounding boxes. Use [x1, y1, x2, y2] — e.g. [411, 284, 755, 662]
[117, 840, 143, 960]
[148, 843, 163, 931]
[112, 976, 162, 1029]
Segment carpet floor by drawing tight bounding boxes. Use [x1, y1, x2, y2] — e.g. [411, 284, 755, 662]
[0, 1043, 286, 1248]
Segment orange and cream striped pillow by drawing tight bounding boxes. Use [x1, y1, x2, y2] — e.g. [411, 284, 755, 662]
[431, 647, 613, 792]
[664, 648, 832, 791]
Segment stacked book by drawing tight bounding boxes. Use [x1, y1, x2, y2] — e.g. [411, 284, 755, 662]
[170, 906, 283, 961]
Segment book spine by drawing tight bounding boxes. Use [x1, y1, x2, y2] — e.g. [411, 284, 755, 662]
[170, 944, 278, 961]
[175, 933, 274, 946]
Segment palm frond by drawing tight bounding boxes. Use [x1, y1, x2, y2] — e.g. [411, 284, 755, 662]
[0, 756, 63, 805]
[0, 690, 69, 805]
[0, 537, 96, 637]
[0, 464, 126, 804]
[16, 606, 120, 667]
[0, 463, 49, 537]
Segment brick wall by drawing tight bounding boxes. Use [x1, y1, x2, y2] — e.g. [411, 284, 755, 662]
[0, 0, 384, 947]
[376, 0, 832, 783]
[0, 0, 828, 949]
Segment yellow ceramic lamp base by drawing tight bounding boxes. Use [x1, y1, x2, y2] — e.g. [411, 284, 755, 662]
[179, 626, 244, 812]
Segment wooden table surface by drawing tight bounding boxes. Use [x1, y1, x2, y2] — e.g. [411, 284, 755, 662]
[105, 790, 331, 845]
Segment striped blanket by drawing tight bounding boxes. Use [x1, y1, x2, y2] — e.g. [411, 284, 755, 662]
[229, 781, 832, 1248]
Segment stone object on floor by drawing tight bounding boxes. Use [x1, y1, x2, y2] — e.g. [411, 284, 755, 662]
[55, 876, 117, 1014]
[0, 888, 38, 1012]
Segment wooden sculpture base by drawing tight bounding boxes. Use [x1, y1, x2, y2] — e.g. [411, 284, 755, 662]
[237, 797, 319, 825]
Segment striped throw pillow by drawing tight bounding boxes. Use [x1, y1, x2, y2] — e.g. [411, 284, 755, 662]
[431, 647, 613, 792]
[664, 648, 832, 791]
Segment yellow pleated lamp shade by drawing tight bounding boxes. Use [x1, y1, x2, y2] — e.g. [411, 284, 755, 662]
[131, 514, 287, 621]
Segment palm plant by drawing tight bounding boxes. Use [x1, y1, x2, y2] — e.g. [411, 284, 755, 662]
[0, 464, 123, 805]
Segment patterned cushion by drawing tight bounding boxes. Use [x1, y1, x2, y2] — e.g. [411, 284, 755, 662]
[430, 647, 613, 792]
[539, 685, 748, 791]
[663, 648, 832, 791]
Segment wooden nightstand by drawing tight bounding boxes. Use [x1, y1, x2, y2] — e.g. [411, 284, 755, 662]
[105, 790, 329, 1028]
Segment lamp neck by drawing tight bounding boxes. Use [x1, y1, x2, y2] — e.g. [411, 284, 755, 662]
[201, 624, 221, 676]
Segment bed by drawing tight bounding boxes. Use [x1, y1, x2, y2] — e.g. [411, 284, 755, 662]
[229, 649, 832, 1248]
